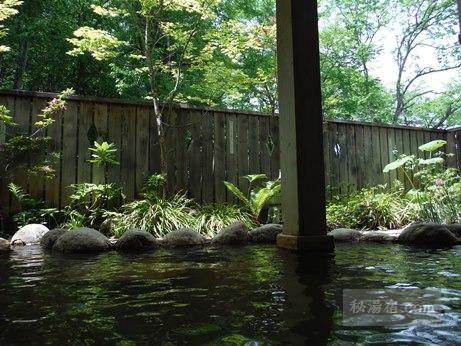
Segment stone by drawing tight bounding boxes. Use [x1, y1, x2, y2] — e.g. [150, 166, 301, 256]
[11, 224, 49, 245]
[53, 228, 112, 253]
[446, 224, 461, 239]
[40, 229, 68, 250]
[212, 221, 249, 245]
[114, 229, 157, 251]
[0, 238, 10, 252]
[397, 223, 460, 246]
[360, 231, 396, 243]
[328, 228, 362, 242]
[249, 224, 283, 243]
[160, 228, 205, 247]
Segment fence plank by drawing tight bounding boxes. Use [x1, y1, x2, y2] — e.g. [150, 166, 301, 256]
[29, 98, 48, 201]
[345, 125, 358, 192]
[213, 112, 226, 203]
[248, 115, 260, 175]
[387, 128, 398, 187]
[107, 104, 122, 186]
[337, 124, 348, 194]
[237, 114, 249, 193]
[135, 106, 150, 196]
[93, 103, 108, 184]
[259, 117, 271, 180]
[202, 111, 214, 203]
[0, 96, 15, 214]
[188, 110, 202, 201]
[327, 123, 340, 196]
[371, 126, 383, 186]
[379, 127, 390, 187]
[225, 114, 238, 203]
[45, 103, 63, 209]
[269, 116, 280, 179]
[77, 102, 93, 185]
[120, 106, 136, 200]
[60, 101, 79, 205]
[175, 108, 189, 194]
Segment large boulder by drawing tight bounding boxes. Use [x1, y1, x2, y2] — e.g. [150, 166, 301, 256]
[0, 238, 10, 252]
[212, 221, 249, 245]
[397, 223, 460, 247]
[160, 228, 205, 247]
[40, 229, 68, 250]
[53, 228, 112, 253]
[328, 228, 362, 242]
[249, 224, 283, 244]
[114, 229, 157, 251]
[11, 224, 49, 245]
[446, 224, 461, 239]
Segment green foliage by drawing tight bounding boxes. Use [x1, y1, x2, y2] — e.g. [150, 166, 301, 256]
[1, 89, 74, 181]
[327, 184, 413, 230]
[0, 0, 22, 53]
[88, 141, 119, 166]
[224, 174, 281, 223]
[64, 183, 124, 231]
[8, 183, 60, 228]
[382, 139, 461, 224]
[193, 203, 255, 237]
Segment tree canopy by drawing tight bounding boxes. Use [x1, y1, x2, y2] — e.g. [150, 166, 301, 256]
[0, 0, 459, 128]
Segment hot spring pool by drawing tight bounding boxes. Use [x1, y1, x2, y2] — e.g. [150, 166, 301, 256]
[0, 243, 460, 345]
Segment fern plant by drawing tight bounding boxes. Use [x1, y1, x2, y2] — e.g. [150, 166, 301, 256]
[224, 174, 281, 223]
[8, 183, 60, 228]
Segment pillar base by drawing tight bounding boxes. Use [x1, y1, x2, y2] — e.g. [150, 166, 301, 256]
[277, 234, 334, 252]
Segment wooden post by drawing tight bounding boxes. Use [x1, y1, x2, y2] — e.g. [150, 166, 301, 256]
[276, 0, 334, 251]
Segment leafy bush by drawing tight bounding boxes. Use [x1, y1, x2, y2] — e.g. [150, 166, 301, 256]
[224, 174, 281, 224]
[110, 175, 195, 237]
[8, 183, 61, 228]
[326, 184, 413, 230]
[64, 183, 124, 230]
[193, 203, 255, 237]
[384, 139, 461, 224]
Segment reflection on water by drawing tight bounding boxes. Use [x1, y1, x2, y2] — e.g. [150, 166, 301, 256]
[0, 243, 460, 345]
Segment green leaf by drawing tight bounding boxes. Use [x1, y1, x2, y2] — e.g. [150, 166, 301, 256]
[419, 157, 444, 165]
[223, 181, 249, 206]
[383, 156, 412, 173]
[418, 140, 446, 153]
[243, 174, 267, 183]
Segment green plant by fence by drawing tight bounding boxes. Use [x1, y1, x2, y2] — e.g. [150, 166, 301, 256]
[0, 90, 460, 213]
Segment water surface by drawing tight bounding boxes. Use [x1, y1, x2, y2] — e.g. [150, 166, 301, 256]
[0, 243, 460, 345]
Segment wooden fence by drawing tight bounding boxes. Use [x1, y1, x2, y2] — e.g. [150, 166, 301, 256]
[0, 90, 460, 213]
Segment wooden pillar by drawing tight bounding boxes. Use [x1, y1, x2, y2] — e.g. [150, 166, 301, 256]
[276, 0, 334, 251]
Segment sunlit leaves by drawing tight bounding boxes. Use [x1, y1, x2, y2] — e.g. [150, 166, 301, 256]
[67, 27, 125, 61]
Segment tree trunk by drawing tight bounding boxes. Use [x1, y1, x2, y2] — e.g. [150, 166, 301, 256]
[13, 39, 28, 90]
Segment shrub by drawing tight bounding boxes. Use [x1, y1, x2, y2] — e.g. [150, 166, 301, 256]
[8, 183, 61, 228]
[326, 184, 413, 230]
[193, 203, 255, 237]
[110, 174, 195, 237]
[224, 174, 281, 224]
[64, 183, 124, 230]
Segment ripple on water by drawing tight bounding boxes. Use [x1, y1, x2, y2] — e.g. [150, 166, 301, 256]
[0, 243, 459, 344]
